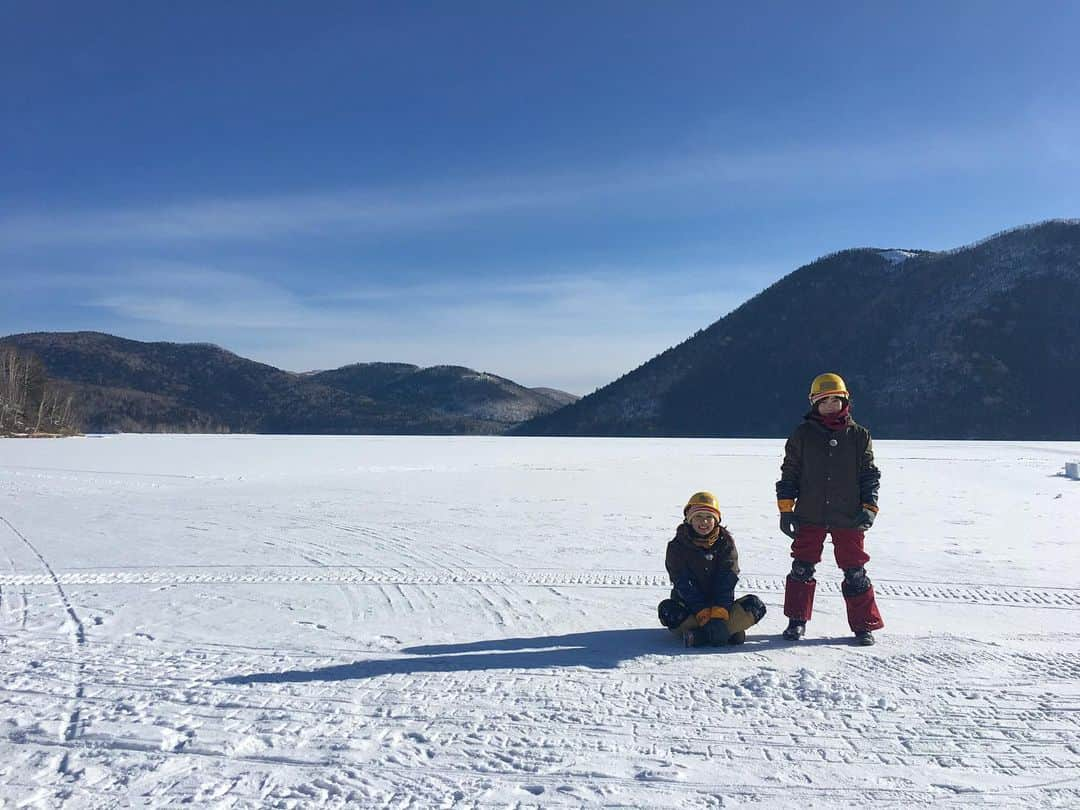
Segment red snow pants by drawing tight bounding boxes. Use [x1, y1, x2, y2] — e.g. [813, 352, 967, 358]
[783, 525, 884, 632]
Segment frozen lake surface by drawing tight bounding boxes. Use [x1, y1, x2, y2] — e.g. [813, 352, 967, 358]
[2, 435, 1079, 807]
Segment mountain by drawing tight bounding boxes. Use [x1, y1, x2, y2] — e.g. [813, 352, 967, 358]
[0, 332, 577, 434]
[307, 364, 573, 425]
[528, 388, 579, 409]
[516, 220, 1080, 440]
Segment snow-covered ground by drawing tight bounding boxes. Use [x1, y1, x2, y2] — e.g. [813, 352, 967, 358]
[2, 435, 1078, 808]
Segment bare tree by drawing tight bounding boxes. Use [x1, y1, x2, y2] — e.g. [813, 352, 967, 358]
[0, 348, 28, 432]
[0, 347, 78, 436]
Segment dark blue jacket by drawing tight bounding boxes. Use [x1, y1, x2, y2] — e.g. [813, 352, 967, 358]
[664, 524, 739, 612]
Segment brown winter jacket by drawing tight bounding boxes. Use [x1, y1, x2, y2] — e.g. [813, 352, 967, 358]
[775, 415, 881, 528]
[664, 524, 740, 613]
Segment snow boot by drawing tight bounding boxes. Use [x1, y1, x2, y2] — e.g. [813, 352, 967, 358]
[854, 630, 875, 646]
[658, 598, 691, 630]
[704, 620, 730, 647]
[782, 619, 806, 641]
[728, 594, 767, 633]
[783, 563, 817, 623]
[842, 577, 884, 633]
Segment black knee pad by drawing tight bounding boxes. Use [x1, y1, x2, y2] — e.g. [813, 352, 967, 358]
[842, 566, 872, 597]
[789, 560, 817, 582]
[739, 594, 768, 623]
[658, 599, 690, 629]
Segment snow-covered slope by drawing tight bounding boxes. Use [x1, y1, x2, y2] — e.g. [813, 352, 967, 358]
[2, 435, 1078, 807]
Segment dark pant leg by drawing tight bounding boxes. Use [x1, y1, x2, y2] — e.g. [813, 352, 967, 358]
[784, 525, 826, 621]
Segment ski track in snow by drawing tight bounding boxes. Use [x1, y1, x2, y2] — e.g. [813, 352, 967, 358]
[0, 514, 90, 792]
[2, 435, 1079, 808]
[1, 567, 1078, 610]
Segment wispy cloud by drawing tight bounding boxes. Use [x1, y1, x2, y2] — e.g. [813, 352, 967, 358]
[30, 258, 772, 391]
[88, 265, 323, 330]
[0, 187, 556, 245]
[310, 260, 774, 312]
[82, 260, 761, 328]
[0, 127, 1038, 248]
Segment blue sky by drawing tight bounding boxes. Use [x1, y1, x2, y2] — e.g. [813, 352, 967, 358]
[3, 2, 1079, 394]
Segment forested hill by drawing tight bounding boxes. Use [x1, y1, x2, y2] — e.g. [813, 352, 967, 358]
[516, 220, 1080, 440]
[0, 332, 577, 434]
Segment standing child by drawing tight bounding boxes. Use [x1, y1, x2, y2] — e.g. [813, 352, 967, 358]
[776, 372, 884, 645]
[658, 492, 767, 647]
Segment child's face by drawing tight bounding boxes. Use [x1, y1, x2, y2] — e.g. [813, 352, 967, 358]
[816, 396, 845, 415]
[688, 512, 718, 534]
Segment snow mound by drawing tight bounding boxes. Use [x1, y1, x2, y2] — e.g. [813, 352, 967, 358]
[878, 249, 919, 265]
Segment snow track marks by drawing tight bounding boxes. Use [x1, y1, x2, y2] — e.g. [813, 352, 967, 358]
[4, 634, 1079, 808]
[0, 514, 89, 789]
[1, 566, 1077, 610]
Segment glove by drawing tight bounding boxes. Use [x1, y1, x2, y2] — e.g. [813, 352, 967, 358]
[855, 505, 877, 530]
[704, 619, 731, 646]
[779, 512, 799, 539]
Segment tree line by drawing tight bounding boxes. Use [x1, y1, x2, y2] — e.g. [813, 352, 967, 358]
[0, 347, 79, 437]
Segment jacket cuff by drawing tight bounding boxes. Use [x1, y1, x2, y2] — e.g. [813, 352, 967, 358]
[777, 499, 796, 513]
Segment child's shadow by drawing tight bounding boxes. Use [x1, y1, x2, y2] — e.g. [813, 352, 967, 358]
[218, 629, 857, 687]
[221, 627, 737, 686]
